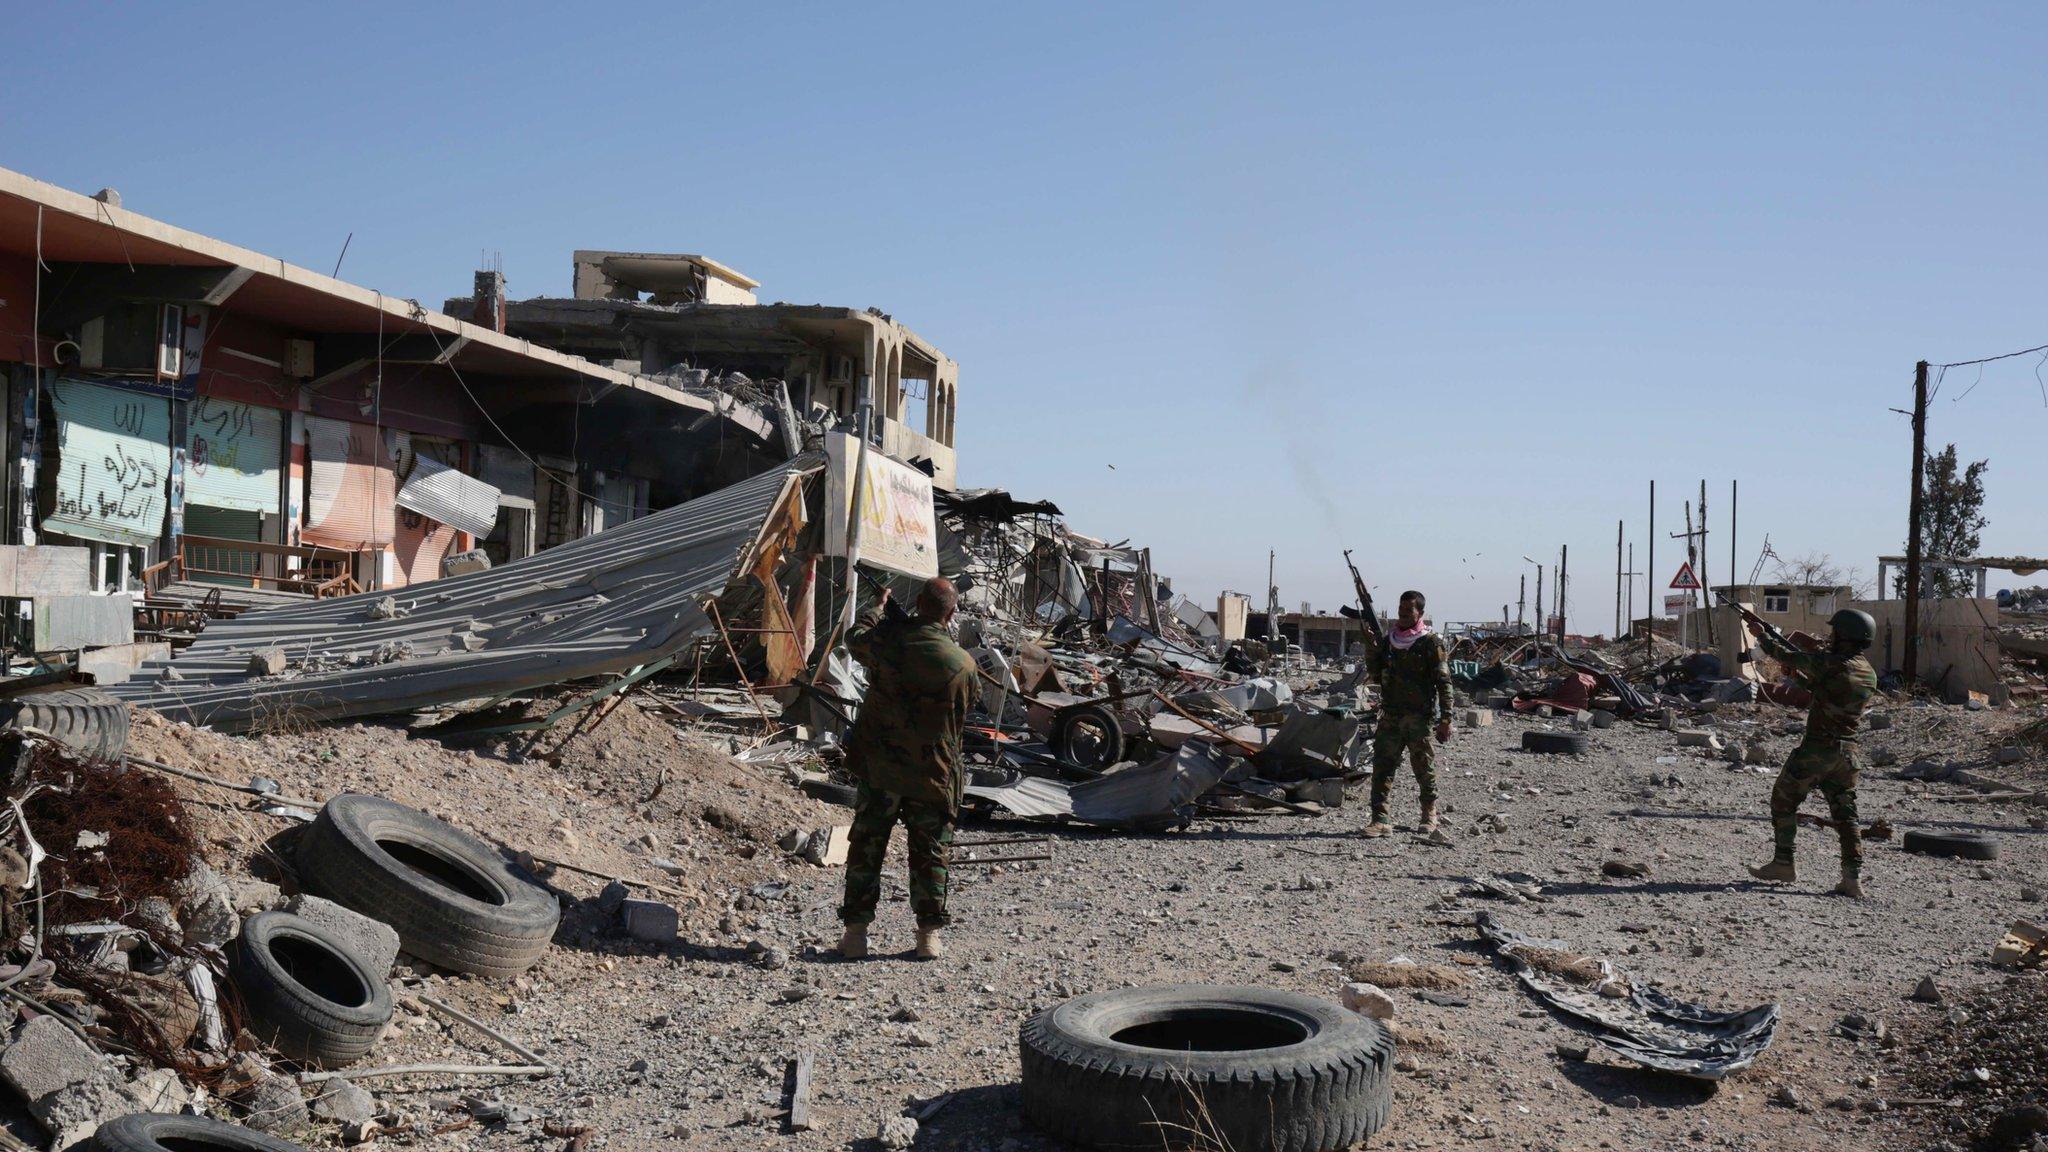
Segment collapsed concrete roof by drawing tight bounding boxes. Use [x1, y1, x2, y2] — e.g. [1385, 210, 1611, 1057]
[111, 457, 818, 732]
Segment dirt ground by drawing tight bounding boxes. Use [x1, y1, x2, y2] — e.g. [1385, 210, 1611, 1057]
[128, 694, 2048, 1151]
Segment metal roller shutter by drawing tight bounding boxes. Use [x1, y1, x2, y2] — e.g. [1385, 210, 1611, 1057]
[478, 444, 535, 507]
[43, 378, 171, 548]
[184, 397, 283, 518]
[302, 416, 395, 549]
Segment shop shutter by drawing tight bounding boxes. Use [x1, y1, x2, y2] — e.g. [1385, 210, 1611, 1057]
[301, 416, 395, 549]
[477, 444, 535, 506]
[42, 378, 171, 548]
[183, 397, 283, 515]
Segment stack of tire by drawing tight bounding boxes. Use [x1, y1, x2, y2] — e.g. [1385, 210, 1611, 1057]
[113, 796, 562, 1148]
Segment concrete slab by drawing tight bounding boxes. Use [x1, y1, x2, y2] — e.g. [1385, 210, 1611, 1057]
[0, 546, 90, 597]
[31, 595, 132, 651]
[75, 641, 170, 685]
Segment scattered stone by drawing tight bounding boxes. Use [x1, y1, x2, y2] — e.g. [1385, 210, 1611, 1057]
[778, 987, 814, 1004]
[620, 899, 680, 945]
[1774, 1084, 1803, 1109]
[1339, 983, 1396, 1020]
[226, 878, 285, 913]
[1554, 1041, 1590, 1062]
[1867, 748, 1898, 768]
[286, 894, 401, 979]
[1615, 1094, 1642, 1110]
[595, 880, 631, 913]
[247, 648, 288, 676]
[877, 1114, 919, 1149]
[1675, 729, 1719, 749]
[1589, 711, 1616, 729]
[1459, 708, 1493, 729]
[180, 889, 240, 950]
[2022, 887, 2043, 903]
[1866, 712, 1892, 730]
[890, 1006, 922, 1024]
[1910, 976, 1943, 1004]
[903, 1027, 936, 1048]
[1996, 746, 2027, 765]
[310, 1079, 377, 1126]
[0, 1015, 104, 1103]
[1601, 860, 1652, 880]
[232, 1062, 309, 1133]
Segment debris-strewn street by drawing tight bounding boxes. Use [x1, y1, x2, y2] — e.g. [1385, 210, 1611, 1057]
[104, 690, 2047, 1151]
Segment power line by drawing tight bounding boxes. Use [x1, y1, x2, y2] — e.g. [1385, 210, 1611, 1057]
[1932, 341, 2048, 369]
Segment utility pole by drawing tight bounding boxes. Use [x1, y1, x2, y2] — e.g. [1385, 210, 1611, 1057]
[1904, 361, 1929, 682]
[1557, 545, 1569, 640]
[1614, 519, 1624, 640]
[1698, 480, 1713, 646]
[1624, 543, 1638, 637]
[1648, 480, 1656, 638]
[1517, 574, 1526, 634]
[1266, 549, 1279, 642]
[1535, 566, 1544, 634]
[1729, 479, 1737, 601]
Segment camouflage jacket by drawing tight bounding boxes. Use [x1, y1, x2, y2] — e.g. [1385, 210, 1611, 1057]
[1368, 632, 1453, 720]
[1762, 631, 1877, 745]
[844, 605, 978, 811]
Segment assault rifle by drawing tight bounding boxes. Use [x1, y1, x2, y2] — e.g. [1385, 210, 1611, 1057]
[1341, 550, 1387, 650]
[1710, 588, 1804, 653]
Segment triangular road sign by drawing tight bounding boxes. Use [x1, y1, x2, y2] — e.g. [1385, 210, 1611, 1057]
[1669, 561, 1701, 591]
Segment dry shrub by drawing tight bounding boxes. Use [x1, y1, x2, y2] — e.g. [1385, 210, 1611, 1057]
[1345, 961, 1468, 990]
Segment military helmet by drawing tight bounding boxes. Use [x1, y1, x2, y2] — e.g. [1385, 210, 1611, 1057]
[1829, 608, 1876, 650]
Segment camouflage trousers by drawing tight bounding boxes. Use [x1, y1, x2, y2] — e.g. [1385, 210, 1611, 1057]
[1770, 742, 1861, 875]
[839, 783, 954, 930]
[1370, 711, 1437, 819]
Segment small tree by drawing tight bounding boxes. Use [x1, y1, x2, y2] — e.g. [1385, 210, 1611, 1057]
[1896, 444, 1989, 599]
[1772, 552, 1871, 599]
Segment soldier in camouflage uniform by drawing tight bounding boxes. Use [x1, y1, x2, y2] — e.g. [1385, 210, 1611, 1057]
[1364, 590, 1454, 838]
[836, 578, 978, 961]
[1747, 608, 1879, 897]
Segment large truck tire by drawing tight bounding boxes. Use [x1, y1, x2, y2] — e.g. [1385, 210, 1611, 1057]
[1020, 984, 1394, 1151]
[232, 911, 393, 1068]
[0, 687, 129, 759]
[297, 794, 558, 979]
[93, 1113, 310, 1151]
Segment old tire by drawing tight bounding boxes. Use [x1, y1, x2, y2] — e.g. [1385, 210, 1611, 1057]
[1521, 730, 1587, 755]
[1053, 704, 1125, 770]
[0, 687, 128, 759]
[799, 779, 859, 807]
[1020, 984, 1394, 1152]
[1902, 828, 1999, 861]
[297, 795, 558, 979]
[231, 912, 392, 1068]
[92, 1113, 309, 1151]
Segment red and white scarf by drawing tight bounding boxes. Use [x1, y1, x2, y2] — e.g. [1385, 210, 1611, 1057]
[1387, 620, 1431, 651]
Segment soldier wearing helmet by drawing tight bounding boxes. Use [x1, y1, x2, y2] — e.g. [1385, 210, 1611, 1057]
[1748, 607, 1880, 896]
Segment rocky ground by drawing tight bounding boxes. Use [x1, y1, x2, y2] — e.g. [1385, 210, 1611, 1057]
[121, 692, 2048, 1152]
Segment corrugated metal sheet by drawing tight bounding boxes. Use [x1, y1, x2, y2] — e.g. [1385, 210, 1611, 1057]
[112, 457, 819, 732]
[184, 396, 283, 514]
[302, 416, 394, 549]
[43, 379, 171, 548]
[395, 454, 500, 538]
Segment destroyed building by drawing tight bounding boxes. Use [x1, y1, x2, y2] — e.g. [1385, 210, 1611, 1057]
[452, 250, 962, 488]
[0, 169, 800, 608]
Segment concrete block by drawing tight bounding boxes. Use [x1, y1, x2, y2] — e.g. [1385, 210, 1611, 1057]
[31, 595, 132, 651]
[620, 898, 679, 944]
[1675, 730, 1719, 749]
[0, 546, 90, 597]
[74, 640, 170, 685]
[285, 895, 401, 978]
[1458, 708, 1493, 729]
[1339, 982, 1395, 1020]
[247, 648, 287, 676]
[1589, 711, 1616, 729]
[0, 1015, 104, 1104]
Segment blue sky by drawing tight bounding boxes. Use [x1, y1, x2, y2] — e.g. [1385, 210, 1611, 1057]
[8, 3, 2046, 627]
